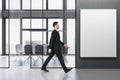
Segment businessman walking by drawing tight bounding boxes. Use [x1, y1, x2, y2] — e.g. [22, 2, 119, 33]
[41, 22, 72, 73]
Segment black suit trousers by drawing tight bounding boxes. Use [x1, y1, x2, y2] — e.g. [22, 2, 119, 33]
[42, 52, 67, 72]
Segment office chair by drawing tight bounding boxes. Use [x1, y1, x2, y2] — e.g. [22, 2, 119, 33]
[15, 44, 24, 61]
[24, 45, 35, 64]
[34, 45, 44, 64]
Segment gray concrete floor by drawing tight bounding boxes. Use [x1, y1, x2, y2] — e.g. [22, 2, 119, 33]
[0, 56, 120, 80]
[0, 68, 120, 80]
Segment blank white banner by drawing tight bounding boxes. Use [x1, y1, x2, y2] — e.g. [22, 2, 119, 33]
[80, 9, 117, 57]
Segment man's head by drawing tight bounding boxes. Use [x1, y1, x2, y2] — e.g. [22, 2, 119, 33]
[53, 21, 59, 29]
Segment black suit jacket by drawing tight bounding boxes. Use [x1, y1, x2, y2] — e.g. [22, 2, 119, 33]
[49, 30, 64, 53]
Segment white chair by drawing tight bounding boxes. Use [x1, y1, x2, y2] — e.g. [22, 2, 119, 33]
[15, 44, 24, 61]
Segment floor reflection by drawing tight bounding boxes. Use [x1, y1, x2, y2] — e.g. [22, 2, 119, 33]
[63, 74, 73, 80]
[9, 55, 75, 68]
[41, 72, 49, 80]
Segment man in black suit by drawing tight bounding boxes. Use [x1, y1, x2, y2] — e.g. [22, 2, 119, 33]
[41, 22, 72, 73]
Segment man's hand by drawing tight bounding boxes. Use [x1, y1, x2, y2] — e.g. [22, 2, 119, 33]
[48, 49, 52, 53]
[64, 44, 69, 48]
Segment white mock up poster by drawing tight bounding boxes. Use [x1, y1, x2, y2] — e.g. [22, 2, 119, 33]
[80, 9, 117, 57]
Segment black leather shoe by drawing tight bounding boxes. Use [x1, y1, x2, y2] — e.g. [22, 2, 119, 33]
[65, 68, 72, 73]
[41, 68, 49, 72]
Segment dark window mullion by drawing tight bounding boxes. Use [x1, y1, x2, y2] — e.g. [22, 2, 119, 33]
[63, 0, 67, 43]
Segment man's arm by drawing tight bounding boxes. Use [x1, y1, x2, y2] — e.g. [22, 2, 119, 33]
[49, 31, 56, 49]
[60, 41, 69, 48]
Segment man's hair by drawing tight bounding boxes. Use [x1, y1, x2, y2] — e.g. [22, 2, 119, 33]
[53, 22, 58, 28]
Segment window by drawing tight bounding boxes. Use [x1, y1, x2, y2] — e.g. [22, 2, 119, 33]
[32, 19, 46, 29]
[22, 19, 46, 29]
[6, 19, 20, 54]
[67, 0, 75, 9]
[22, 0, 46, 9]
[6, 0, 8, 9]
[32, 0, 46, 9]
[48, 0, 63, 9]
[22, 19, 30, 29]
[32, 32, 46, 44]
[6, 0, 20, 9]
[0, 19, 2, 54]
[67, 19, 75, 54]
[0, 0, 2, 10]
[22, 31, 30, 47]
[22, 0, 30, 9]
[6, 19, 9, 54]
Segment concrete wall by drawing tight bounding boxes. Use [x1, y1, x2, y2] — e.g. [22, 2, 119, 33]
[76, 0, 120, 68]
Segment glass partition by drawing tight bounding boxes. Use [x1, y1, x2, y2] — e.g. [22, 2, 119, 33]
[0, 19, 9, 68]
[0, 19, 1, 54]
[6, 19, 20, 54]
[3, 0, 75, 68]
[67, 19, 75, 54]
